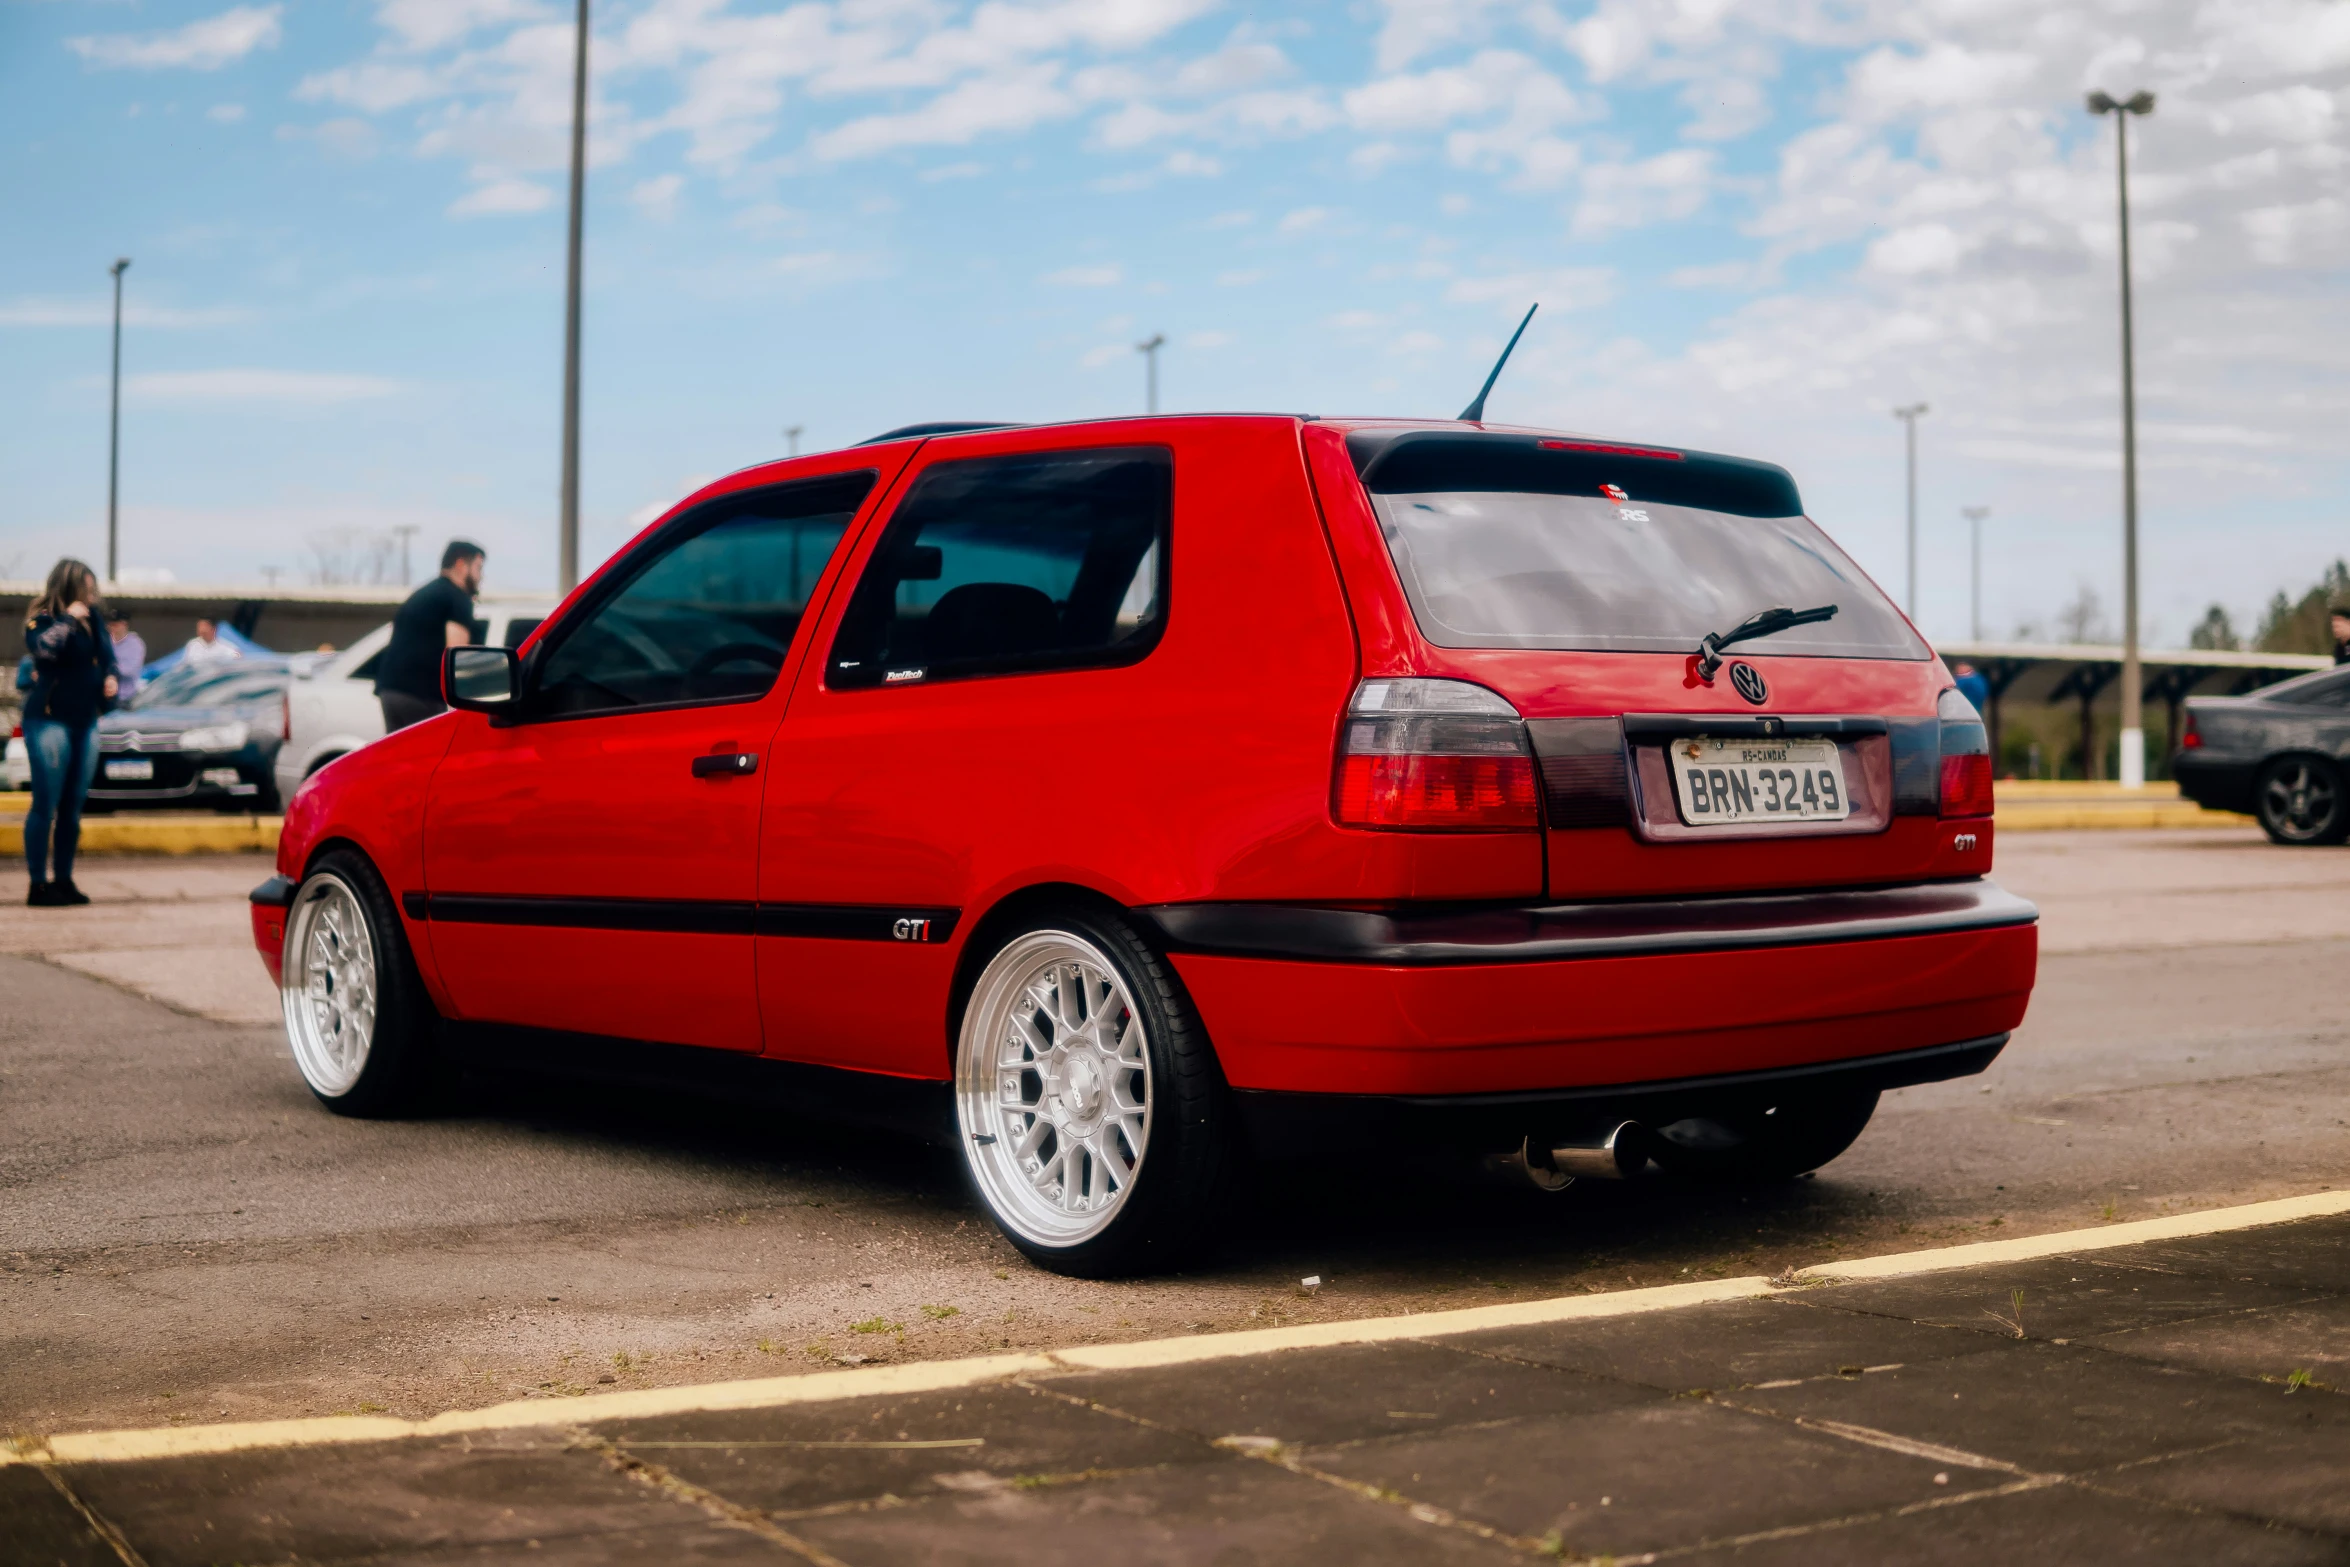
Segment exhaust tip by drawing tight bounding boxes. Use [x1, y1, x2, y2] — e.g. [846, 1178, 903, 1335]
[1488, 1123, 1652, 1190]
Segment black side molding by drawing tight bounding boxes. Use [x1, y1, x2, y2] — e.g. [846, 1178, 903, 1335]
[1135, 879, 2037, 967]
[403, 894, 961, 944]
[250, 875, 296, 907]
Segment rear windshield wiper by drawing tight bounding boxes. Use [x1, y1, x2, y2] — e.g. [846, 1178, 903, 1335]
[1696, 604, 1838, 678]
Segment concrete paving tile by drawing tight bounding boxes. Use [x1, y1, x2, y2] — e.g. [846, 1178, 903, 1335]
[1046, 1339, 1657, 1450]
[0, 1465, 123, 1567]
[61, 1435, 702, 1567]
[318, 1521, 798, 1565]
[1735, 1341, 2350, 1474]
[2115, 1216, 2350, 1294]
[2090, 1297, 2350, 1387]
[596, 1382, 1212, 1514]
[1447, 1294, 1986, 1392]
[1304, 1398, 2004, 1559]
[1672, 1479, 2344, 1566]
[1793, 1254, 2324, 1343]
[787, 1451, 1524, 1566]
[2099, 1427, 2350, 1537]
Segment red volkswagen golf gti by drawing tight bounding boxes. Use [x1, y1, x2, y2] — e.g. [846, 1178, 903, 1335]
[251, 416, 2035, 1274]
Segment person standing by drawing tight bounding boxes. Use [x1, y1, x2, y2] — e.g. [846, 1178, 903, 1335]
[2331, 606, 2348, 665]
[21, 559, 119, 907]
[107, 610, 146, 703]
[376, 540, 485, 732]
[181, 617, 241, 668]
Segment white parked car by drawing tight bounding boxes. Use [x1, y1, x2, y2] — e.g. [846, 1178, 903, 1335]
[274, 599, 553, 804]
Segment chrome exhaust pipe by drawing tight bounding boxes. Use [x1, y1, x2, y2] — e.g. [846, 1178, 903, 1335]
[1488, 1123, 1650, 1190]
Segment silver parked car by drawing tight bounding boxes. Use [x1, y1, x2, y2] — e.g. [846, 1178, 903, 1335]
[275, 599, 553, 803]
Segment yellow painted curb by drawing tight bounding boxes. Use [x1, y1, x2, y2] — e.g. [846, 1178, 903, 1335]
[8, 1187, 2342, 1469]
[0, 815, 280, 855]
[1996, 805, 2253, 832]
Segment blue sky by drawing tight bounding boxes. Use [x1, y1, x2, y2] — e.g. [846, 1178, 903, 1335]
[4, 0, 2346, 648]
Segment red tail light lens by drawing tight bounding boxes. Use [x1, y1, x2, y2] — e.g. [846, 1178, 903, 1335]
[1940, 753, 1994, 818]
[2180, 711, 2201, 749]
[1335, 679, 1539, 832]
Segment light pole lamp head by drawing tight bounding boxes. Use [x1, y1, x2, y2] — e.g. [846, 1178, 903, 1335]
[2087, 89, 2155, 116]
[1893, 401, 1929, 421]
[1136, 333, 1165, 354]
[111, 257, 131, 277]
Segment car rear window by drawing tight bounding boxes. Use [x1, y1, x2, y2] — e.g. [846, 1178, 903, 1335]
[1349, 431, 1924, 659]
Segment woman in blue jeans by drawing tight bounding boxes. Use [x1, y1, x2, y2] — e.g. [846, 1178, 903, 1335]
[21, 558, 118, 907]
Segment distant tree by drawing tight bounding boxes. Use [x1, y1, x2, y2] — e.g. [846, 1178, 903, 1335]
[2188, 604, 2240, 651]
[2255, 559, 2350, 654]
[304, 529, 401, 588]
[2054, 583, 2111, 645]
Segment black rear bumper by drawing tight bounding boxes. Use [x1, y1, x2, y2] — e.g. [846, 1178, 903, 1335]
[2172, 755, 2257, 815]
[1233, 1034, 2009, 1156]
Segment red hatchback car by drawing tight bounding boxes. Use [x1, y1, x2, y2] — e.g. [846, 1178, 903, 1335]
[252, 416, 2036, 1274]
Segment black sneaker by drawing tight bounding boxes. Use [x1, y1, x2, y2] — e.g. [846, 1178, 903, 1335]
[52, 880, 91, 907]
[26, 881, 58, 907]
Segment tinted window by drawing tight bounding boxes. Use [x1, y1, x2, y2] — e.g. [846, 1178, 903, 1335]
[2262, 669, 2350, 708]
[1353, 433, 1921, 659]
[533, 474, 873, 717]
[827, 447, 1170, 690]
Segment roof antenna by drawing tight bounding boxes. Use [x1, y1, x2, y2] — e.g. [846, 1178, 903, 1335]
[1457, 302, 1538, 423]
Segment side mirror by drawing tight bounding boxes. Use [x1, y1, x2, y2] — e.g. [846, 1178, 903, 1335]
[444, 646, 519, 712]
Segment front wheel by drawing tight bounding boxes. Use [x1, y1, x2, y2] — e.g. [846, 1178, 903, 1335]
[280, 850, 438, 1116]
[954, 910, 1236, 1277]
[1650, 1088, 1880, 1185]
[2255, 757, 2347, 846]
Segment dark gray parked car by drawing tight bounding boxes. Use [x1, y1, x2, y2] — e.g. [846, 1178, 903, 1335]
[91, 659, 298, 812]
[2175, 666, 2350, 844]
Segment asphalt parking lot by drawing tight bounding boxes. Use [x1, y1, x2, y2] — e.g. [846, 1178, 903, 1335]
[4, 828, 2348, 1456]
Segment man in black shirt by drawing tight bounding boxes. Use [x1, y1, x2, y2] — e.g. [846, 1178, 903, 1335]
[377, 540, 485, 732]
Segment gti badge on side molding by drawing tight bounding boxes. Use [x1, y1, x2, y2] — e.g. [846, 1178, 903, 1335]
[1729, 661, 1769, 706]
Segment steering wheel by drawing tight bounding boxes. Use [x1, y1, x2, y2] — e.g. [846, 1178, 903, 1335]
[685, 641, 785, 695]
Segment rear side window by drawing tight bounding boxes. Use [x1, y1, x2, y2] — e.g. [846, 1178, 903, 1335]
[827, 446, 1170, 690]
[533, 472, 874, 718]
[1352, 432, 1923, 660]
[500, 617, 543, 649]
[2263, 669, 2350, 708]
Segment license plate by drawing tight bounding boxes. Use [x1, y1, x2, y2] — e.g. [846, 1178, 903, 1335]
[104, 758, 154, 781]
[1670, 738, 1848, 824]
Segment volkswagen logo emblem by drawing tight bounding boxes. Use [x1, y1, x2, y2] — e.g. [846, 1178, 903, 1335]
[1729, 661, 1769, 706]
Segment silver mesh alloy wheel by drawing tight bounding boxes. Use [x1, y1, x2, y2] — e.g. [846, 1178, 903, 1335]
[956, 930, 1153, 1248]
[281, 872, 380, 1097]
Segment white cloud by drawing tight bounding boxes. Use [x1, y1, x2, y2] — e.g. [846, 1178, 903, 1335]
[2241, 196, 2348, 264]
[277, 118, 382, 159]
[1572, 148, 1714, 236]
[377, 0, 552, 53]
[1865, 222, 1971, 276]
[631, 172, 684, 220]
[124, 370, 400, 405]
[67, 5, 282, 71]
[1446, 268, 1615, 312]
[1844, 42, 2040, 123]
[0, 299, 251, 329]
[449, 177, 555, 216]
[1043, 264, 1123, 286]
[207, 103, 247, 123]
[1277, 205, 1330, 234]
[1185, 329, 1232, 348]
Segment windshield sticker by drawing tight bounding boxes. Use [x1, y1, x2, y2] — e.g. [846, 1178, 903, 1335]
[1599, 482, 1649, 522]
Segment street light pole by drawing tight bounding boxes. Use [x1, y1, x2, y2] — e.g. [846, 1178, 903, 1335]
[1136, 333, 1165, 415]
[107, 257, 130, 583]
[1892, 403, 1928, 618]
[1962, 506, 1990, 642]
[557, 0, 590, 594]
[2088, 88, 2155, 788]
[784, 425, 803, 457]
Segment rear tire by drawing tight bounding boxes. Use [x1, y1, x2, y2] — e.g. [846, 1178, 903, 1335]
[2254, 756, 2347, 846]
[280, 848, 439, 1117]
[1650, 1088, 1880, 1185]
[953, 906, 1237, 1277]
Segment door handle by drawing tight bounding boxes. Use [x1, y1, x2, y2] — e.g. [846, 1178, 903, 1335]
[692, 752, 759, 779]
